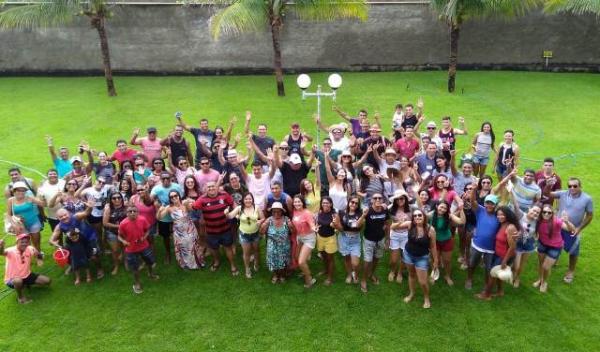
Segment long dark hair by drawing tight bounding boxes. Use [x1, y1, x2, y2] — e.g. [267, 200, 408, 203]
[478, 175, 493, 191]
[496, 206, 521, 232]
[409, 209, 430, 239]
[431, 200, 450, 230]
[390, 194, 410, 215]
[151, 157, 165, 172]
[319, 196, 335, 214]
[480, 121, 496, 146]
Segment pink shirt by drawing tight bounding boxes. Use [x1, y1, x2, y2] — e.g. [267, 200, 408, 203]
[194, 169, 220, 193]
[429, 188, 458, 203]
[538, 218, 564, 249]
[4, 246, 36, 283]
[132, 196, 157, 225]
[292, 209, 315, 236]
[395, 138, 420, 160]
[140, 138, 162, 164]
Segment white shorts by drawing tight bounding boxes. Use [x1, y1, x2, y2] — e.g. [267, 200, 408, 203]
[389, 230, 408, 251]
[297, 233, 316, 249]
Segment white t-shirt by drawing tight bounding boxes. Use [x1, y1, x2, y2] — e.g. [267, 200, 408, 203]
[247, 174, 271, 210]
[38, 179, 66, 219]
[329, 135, 350, 152]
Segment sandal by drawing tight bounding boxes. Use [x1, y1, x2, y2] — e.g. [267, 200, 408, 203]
[387, 271, 395, 282]
[210, 263, 220, 272]
[563, 272, 574, 284]
[304, 278, 317, 289]
[132, 285, 143, 294]
[231, 268, 240, 276]
[96, 271, 105, 280]
[245, 269, 252, 279]
[271, 276, 278, 284]
[370, 275, 380, 285]
[360, 281, 368, 293]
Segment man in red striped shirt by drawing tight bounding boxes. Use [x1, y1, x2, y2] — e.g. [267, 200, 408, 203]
[192, 181, 238, 275]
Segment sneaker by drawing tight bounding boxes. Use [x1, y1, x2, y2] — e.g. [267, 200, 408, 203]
[540, 282, 548, 293]
[532, 280, 541, 288]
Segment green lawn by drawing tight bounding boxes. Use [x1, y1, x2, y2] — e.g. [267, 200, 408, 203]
[0, 72, 599, 351]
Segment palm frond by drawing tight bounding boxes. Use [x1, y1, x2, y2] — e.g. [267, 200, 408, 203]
[292, 0, 369, 22]
[544, 0, 600, 16]
[0, 0, 80, 30]
[431, 0, 543, 24]
[209, 0, 268, 40]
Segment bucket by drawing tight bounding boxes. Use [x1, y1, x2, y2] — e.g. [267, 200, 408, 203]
[53, 248, 70, 268]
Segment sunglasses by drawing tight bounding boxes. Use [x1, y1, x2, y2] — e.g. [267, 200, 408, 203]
[279, 147, 289, 150]
[372, 197, 382, 200]
[127, 210, 138, 214]
[427, 127, 436, 130]
[481, 181, 491, 184]
[200, 162, 209, 165]
[111, 196, 123, 200]
[413, 214, 424, 218]
[153, 161, 163, 165]
[135, 163, 144, 167]
[349, 201, 358, 205]
[97, 180, 105, 184]
[568, 185, 579, 189]
[169, 194, 180, 199]
[542, 211, 553, 215]
[67, 183, 77, 186]
[136, 189, 145, 193]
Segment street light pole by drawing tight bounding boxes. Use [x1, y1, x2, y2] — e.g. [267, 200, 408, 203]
[297, 74, 342, 146]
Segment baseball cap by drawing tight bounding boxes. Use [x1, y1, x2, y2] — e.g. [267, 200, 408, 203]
[426, 121, 437, 128]
[70, 156, 82, 164]
[289, 153, 302, 165]
[147, 127, 157, 133]
[16, 233, 30, 241]
[484, 194, 499, 205]
[11, 181, 28, 191]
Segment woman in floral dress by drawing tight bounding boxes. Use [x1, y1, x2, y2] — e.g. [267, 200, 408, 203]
[157, 191, 202, 270]
[260, 202, 295, 283]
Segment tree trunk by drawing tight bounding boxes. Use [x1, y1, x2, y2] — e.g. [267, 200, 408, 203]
[448, 23, 460, 93]
[91, 15, 117, 97]
[269, 15, 285, 97]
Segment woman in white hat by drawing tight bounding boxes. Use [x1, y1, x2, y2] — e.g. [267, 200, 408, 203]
[260, 202, 295, 284]
[387, 190, 411, 283]
[7, 181, 45, 258]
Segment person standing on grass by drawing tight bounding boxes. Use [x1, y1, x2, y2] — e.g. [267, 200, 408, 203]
[7, 181, 45, 260]
[2, 234, 51, 304]
[316, 196, 338, 286]
[192, 181, 238, 275]
[131, 127, 164, 167]
[102, 192, 128, 275]
[157, 191, 203, 270]
[38, 169, 65, 236]
[392, 209, 438, 309]
[244, 111, 275, 167]
[387, 190, 411, 284]
[150, 172, 183, 265]
[360, 193, 390, 293]
[471, 122, 496, 178]
[427, 200, 466, 286]
[510, 200, 541, 289]
[225, 193, 263, 279]
[332, 106, 370, 137]
[465, 194, 500, 291]
[53, 205, 104, 279]
[162, 125, 194, 167]
[260, 202, 295, 284]
[118, 205, 159, 294]
[46, 135, 72, 178]
[494, 130, 519, 179]
[536, 158, 562, 206]
[550, 177, 594, 284]
[334, 196, 366, 285]
[130, 185, 158, 250]
[534, 205, 576, 293]
[476, 206, 520, 300]
[438, 116, 467, 162]
[290, 194, 317, 287]
[79, 176, 110, 251]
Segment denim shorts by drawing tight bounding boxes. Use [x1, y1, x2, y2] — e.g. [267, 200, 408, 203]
[206, 231, 233, 249]
[402, 251, 430, 271]
[389, 231, 408, 251]
[105, 230, 118, 243]
[472, 154, 489, 166]
[189, 209, 202, 222]
[561, 229, 580, 256]
[516, 237, 536, 253]
[338, 232, 361, 257]
[537, 241, 561, 260]
[491, 254, 514, 268]
[363, 238, 385, 262]
[239, 231, 260, 244]
[126, 247, 155, 271]
[469, 245, 495, 273]
[297, 233, 316, 249]
[25, 220, 43, 234]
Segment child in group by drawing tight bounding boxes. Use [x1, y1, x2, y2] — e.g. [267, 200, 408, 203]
[65, 229, 91, 285]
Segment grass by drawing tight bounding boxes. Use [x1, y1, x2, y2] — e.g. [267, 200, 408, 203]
[0, 72, 599, 351]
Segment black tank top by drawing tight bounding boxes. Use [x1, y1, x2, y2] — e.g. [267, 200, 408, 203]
[439, 129, 456, 151]
[287, 134, 303, 156]
[405, 226, 431, 257]
[170, 137, 189, 165]
[497, 144, 515, 167]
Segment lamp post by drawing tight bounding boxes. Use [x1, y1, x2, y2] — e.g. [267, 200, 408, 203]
[296, 73, 343, 145]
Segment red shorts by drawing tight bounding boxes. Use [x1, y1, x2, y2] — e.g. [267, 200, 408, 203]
[436, 239, 454, 252]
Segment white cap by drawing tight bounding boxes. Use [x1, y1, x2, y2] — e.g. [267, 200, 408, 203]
[289, 153, 302, 165]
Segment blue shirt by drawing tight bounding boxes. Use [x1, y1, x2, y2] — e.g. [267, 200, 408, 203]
[150, 183, 183, 222]
[472, 204, 500, 253]
[556, 190, 593, 228]
[54, 158, 73, 178]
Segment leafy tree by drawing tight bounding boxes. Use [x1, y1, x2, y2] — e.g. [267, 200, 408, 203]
[430, 0, 542, 93]
[544, 0, 600, 16]
[210, 0, 368, 96]
[0, 0, 118, 96]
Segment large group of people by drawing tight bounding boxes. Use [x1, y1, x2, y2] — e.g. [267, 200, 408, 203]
[2, 103, 594, 308]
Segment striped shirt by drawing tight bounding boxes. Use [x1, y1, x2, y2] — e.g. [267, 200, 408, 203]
[511, 176, 541, 212]
[193, 192, 234, 235]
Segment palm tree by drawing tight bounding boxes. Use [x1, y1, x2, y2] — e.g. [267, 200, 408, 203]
[210, 0, 368, 96]
[544, 0, 600, 16]
[430, 0, 542, 93]
[0, 0, 117, 96]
